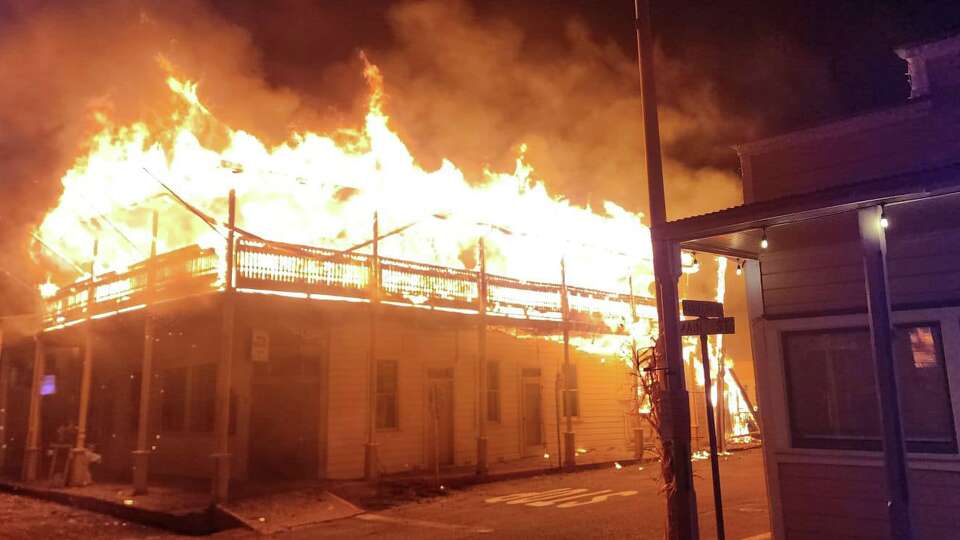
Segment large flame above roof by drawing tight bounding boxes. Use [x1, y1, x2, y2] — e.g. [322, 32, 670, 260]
[35, 58, 655, 297]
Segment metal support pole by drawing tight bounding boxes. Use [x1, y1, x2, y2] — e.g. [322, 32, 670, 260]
[699, 333, 726, 540]
[133, 210, 159, 494]
[858, 206, 913, 540]
[476, 238, 488, 476]
[560, 258, 576, 470]
[636, 0, 698, 535]
[212, 190, 236, 503]
[364, 211, 380, 481]
[628, 275, 644, 460]
[69, 239, 98, 486]
[23, 336, 45, 481]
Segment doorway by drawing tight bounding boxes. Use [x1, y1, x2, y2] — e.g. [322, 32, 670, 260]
[427, 368, 454, 466]
[521, 368, 543, 455]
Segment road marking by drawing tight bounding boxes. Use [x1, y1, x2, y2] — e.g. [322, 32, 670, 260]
[357, 513, 494, 533]
[486, 488, 639, 509]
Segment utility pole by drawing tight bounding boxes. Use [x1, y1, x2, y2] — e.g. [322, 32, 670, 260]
[635, 1, 699, 538]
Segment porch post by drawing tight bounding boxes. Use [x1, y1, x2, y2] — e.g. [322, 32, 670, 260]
[858, 206, 913, 540]
[212, 190, 236, 503]
[69, 240, 98, 486]
[22, 336, 45, 481]
[636, 0, 698, 535]
[0, 325, 7, 470]
[560, 258, 576, 470]
[476, 237, 488, 476]
[364, 211, 380, 481]
[133, 210, 159, 494]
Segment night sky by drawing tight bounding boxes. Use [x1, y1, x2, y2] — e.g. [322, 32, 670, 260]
[210, 0, 960, 140]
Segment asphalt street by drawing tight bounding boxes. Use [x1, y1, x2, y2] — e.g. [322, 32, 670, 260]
[282, 448, 769, 539]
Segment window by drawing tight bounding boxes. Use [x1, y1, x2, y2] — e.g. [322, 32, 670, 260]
[563, 363, 580, 418]
[376, 359, 399, 430]
[783, 324, 956, 453]
[161, 367, 188, 432]
[189, 363, 216, 432]
[487, 361, 501, 422]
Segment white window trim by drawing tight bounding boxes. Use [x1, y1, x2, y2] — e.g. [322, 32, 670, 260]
[764, 306, 960, 465]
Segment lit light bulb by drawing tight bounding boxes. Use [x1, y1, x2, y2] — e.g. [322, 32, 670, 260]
[735, 263, 743, 276]
[691, 255, 700, 273]
[880, 214, 889, 229]
[760, 233, 769, 250]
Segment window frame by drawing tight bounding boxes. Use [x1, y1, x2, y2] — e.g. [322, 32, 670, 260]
[781, 322, 957, 454]
[562, 362, 580, 419]
[486, 360, 501, 423]
[376, 358, 400, 431]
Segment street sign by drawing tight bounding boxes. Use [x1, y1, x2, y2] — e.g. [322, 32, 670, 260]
[679, 317, 735, 336]
[681, 300, 724, 319]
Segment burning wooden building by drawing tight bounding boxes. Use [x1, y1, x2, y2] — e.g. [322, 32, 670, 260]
[0, 60, 706, 501]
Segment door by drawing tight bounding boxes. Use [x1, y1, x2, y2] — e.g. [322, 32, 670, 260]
[250, 380, 318, 480]
[521, 370, 543, 453]
[427, 369, 454, 466]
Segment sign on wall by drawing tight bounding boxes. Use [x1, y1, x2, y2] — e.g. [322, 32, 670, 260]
[251, 329, 270, 363]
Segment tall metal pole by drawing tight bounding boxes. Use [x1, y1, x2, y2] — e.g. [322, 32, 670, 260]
[858, 206, 913, 540]
[70, 238, 98, 486]
[476, 237, 489, 475]
[365, 211, 381, 481]
[133, 209, 159, 494]
[560, 258, 576, 469]
[635, 1, 698, 537]
[212, 190, 236, 503]
[699, 333, 726, 540]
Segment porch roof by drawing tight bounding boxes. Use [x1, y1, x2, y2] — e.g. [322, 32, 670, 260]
[653, 161, 960, 258]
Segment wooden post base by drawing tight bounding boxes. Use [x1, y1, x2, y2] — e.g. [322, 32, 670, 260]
[563, 432, 577, 470]
[364, 443, 379, 481]
[476, 437, 488, 476]
[132, 450, 150, 494]
[210, 452, 231, 504]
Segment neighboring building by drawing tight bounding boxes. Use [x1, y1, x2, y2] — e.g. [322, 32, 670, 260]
[0, 238, 655, 490]
[659, 34, 960, 539]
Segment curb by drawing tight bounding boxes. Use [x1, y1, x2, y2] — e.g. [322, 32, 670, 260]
[0, 481, 244, 536]
[381, 457, 648, 490]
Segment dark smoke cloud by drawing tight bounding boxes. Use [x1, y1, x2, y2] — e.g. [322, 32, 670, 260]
[0, 0, 753, 313]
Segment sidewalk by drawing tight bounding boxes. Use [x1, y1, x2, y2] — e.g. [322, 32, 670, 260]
[0, 478, 237, 535]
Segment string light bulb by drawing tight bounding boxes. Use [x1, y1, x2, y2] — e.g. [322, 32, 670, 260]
[735, 261, 743, 276]
[880, 207, 889, 229]
[690, 252, 700, 273]
[760, 230, 769, 250]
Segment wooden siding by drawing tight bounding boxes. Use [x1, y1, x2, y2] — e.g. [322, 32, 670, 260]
[761, 225, 960, 318]
[745, 103, 960, 203]
[324, 321, 635, 478]
[778, 462, 960, 540]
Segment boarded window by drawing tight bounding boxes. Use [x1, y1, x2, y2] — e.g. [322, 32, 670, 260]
[487, 361, 501, 422]
[783, 325, 956, 453]
[189, 363, 216, 432]
[161, 367, 187, 432]
[563, 363, 580, 418]
[376, 359, 399, 430]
